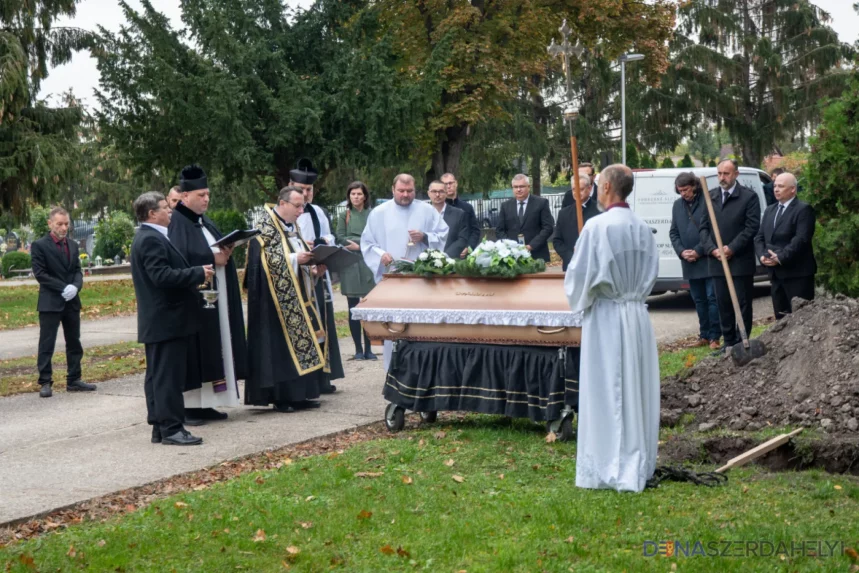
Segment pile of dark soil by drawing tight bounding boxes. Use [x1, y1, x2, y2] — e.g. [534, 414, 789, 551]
[662, 295, 859, 436]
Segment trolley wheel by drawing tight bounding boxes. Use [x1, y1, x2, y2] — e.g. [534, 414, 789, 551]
[385, 405, 405, 433]
[419, 411, 438, 424]
[557, 416, 575, 442]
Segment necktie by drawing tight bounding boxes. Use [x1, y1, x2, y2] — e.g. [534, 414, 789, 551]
[518, 201, 525, 224]
[774, 204, 785, 226]
[722, 191, 729, 205]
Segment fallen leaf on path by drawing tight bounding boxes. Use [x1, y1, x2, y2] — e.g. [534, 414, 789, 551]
[565, 536, 574, 543]
[305, 496, 315, 502]
[66, 545, 76, 558]
[444, 459, 455, 467]
[354, 472, 384, 478]
[434, 431, 446, 439]
[357, 510, 373, 520]
[380, 545, 395, 555]
[253, 529, 266, 542]
[299, 521, 313, 529]
[401, 475, 413, 485]
[397, 546, 410, 557]
[255, 476, 265, 485]
[18, 554, 36, 569]
[286, 546, 300, 555]
[97, 539, 106, 547]
[545, 432, 557, 443]
[174, 501, 188, 508]
[452, 475, 465, 483]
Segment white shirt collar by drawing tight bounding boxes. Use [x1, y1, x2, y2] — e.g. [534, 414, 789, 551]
[142, 223, 169, 238]
[438, 204, 446, 216]
[778, 197, 795, 209]
[516, 196, 529, 207]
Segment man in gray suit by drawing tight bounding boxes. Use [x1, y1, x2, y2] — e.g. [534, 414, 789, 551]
[428, 180, 469, 259]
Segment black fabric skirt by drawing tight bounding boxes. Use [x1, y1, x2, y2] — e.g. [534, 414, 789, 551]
[384, 341, 579, 423]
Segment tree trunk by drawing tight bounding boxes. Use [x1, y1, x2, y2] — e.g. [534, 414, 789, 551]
[430, 123, 468, 182]
[530, 79, 545, 196]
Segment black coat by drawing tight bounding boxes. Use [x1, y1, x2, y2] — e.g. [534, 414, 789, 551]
[699, 184, 761, 277]
[561, 184, 598, 209]
[30, 234, 83, 313]
[669, 194, 712, 280]
[130, 225, 205, 344]
[446, 197, 481, 248]
[495, 195, 555, 262]
[552, 200, 601, 271]
[442, 205, 470, 259]
[168, 203, 248, 381]
[754, 199, 817, 279]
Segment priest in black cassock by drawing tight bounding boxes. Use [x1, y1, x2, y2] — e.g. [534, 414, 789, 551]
[291, 159, 344, 394]
[243, 187, 333, 412]
[168, 165, 248, 424]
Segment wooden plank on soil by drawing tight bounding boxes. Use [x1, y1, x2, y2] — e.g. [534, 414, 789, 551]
[715, 428, 804, 473]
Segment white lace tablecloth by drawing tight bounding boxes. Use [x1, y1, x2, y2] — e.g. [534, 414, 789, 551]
[350, 307, 582, 328]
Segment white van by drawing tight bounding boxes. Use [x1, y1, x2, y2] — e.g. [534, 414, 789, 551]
[629, 167, 772, 295]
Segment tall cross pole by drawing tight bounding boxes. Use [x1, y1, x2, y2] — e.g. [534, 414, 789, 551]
[548, 20, 585, 233]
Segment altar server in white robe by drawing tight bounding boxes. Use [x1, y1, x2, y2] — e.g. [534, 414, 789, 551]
[361, 173, 448, 367]
[564, 164, 660, 493]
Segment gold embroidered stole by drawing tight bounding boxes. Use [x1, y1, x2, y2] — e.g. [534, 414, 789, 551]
[257, 205, 325, 375]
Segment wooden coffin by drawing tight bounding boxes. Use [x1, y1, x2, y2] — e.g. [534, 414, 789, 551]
[352, 273, 581, 347]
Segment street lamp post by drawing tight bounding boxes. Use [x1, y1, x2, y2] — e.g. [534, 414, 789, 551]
[619, 53, 644, 166]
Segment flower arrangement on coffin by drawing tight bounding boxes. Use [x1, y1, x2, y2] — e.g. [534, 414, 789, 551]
[454, 239, 545, 278]
[391, 249, 457, 277]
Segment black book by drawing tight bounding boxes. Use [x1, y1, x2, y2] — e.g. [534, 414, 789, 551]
[210, 229, 261, 249]
[312, 245, 360, 272]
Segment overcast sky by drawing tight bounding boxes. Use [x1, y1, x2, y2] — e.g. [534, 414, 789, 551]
[38, 0, 859, 108]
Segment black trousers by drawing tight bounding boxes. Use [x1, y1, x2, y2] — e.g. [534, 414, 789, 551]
[346, 296, 372, 354]
[37, 306, 83, 385]
[144, 336, 190, 436]
[712, 275, 754, 347]
[771, 275, 815, 320]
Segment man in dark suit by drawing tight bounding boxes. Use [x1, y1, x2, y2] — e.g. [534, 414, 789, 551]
[30, 207, 96, 398]
[754, 172, 816, 320]
[131, 191, 214, 446]
[442, 172, 481, 255]
[561, 162, 598, 209]
[428, 181, 469, 259]
[699, 159, 761, 350]
[496, 174, 555, 262]
[553, 174, 601, 271]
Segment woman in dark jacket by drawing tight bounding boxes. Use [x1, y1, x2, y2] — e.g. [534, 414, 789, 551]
[668, 172, 721, 349]
[334, 181, 378, 360]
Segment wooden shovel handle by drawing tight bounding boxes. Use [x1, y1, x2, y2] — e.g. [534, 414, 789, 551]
[699, 177, 750, 346]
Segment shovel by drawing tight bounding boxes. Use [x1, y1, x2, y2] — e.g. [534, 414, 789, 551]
[699, 176, 767, 366]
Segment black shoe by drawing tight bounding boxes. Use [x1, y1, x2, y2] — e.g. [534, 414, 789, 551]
[353, 353, 365, 361]
[294, 400, 322, 409]
[161, 430, 203, 446]
[66, 380, 96, 392]
[274, 402, 295, 413]
[320, 385, 337, 395]
[39, 383, 53, 398]
[151, 427, 162, 444]
[364, 352, 378, 361]
[187, 408, 228, 421]
[184, 417, 206, 426]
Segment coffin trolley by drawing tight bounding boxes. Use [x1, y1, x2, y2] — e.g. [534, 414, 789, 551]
[351, 273, 582, 440]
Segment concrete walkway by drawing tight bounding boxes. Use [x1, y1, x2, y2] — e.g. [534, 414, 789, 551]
[0, 274, 133, 288]
[0, 287, 774, 525]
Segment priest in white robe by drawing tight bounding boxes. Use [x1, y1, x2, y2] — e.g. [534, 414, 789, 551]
[564, 164, 660, 493]
[360, 173, 448, 367]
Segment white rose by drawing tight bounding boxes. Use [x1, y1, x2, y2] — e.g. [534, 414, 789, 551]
[431, 251, 443, 259]
[482, 241, 496, 252]
[502, 239, 518, 248]
[498, 248, 511, 258]
[434, 259, 443, 268]
[522, 251, 532, 259]
[446, 258, 455, 265]
[419, 252, 429, 261]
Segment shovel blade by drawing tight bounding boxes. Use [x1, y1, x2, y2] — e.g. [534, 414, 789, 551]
[731, 339, 767, 366]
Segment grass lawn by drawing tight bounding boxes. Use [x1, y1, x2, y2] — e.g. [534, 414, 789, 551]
[659, 324, 768, 379]
[1, 415, 857, 572]
[0, 280, 137, 330]
[0, 341, 144, 397]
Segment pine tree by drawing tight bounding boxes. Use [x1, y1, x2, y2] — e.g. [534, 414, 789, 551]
[668, 0, 853, 167]
[679, 153, 694, 168]
[0, 0, 92, 220]
[625, 143, 640, 169]
[660, 157, 675, 169]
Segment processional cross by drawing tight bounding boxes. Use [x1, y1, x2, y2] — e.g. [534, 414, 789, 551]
[547, 20, 585, 233]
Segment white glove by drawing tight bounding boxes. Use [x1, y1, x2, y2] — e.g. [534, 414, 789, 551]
[62, 285, 78, 301]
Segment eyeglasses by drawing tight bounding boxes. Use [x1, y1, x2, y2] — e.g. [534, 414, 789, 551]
[442, 181, 455, 186]
[513, 185, 529, 190]
[288, 202, 304, 208]
[428, 189, 446, 194]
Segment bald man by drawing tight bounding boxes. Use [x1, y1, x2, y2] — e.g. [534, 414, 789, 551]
[167, 186, 182, 210]
[754, 172, 817, 319]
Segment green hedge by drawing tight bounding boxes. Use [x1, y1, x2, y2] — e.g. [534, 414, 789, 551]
[93, 212, 135, 261]
[2, 251, 31, 278]
[805, 72, 859, 296]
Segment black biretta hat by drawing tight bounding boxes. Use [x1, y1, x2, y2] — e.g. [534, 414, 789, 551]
[289, 158, 318, 185]
[179, 165, 208, 192]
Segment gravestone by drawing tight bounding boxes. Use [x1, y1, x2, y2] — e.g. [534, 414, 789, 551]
[5, 231, 19, 252]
